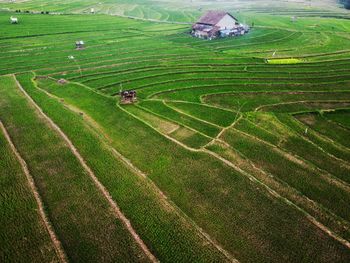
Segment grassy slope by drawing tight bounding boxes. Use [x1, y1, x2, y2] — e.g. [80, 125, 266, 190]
[0, 75, 149, 263]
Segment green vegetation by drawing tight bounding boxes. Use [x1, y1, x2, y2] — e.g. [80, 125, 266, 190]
[267, 58, 303, 64]
[16, 72, 229, 262]
[1, 0, 350, 261]
[0, 75, 149, 263]
[32, 75, 350, 263]
[322, 109, 350, 128]
[0, 100, 58, 262]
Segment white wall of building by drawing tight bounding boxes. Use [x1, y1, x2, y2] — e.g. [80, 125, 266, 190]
[216, 14, 237, 30]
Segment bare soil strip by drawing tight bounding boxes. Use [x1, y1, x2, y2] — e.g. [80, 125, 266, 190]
[204, 114, 242, 149]
[13, 75, 158, 263]
[0, 121, 68, 263]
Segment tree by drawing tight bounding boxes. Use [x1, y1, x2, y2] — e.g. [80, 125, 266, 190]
[340, 0, 350, 9]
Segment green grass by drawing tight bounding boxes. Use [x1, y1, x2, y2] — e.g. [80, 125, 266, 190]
[236, 112, 350, 184]
[267, 58, 304, 64]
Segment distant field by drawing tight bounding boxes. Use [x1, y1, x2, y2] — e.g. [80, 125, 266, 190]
[0, 0, 350, 262]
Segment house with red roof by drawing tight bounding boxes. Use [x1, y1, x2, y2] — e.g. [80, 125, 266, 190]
[191, 11, 249, 40]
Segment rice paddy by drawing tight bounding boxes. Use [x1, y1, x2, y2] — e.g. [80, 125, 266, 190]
[0, 0, 350, 262]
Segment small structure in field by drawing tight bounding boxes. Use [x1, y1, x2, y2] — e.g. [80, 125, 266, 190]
[120, 90, 137, 104]
[90, 8, 95, 14]
[10, 16, 18, 24]
[57, 78, 67, 84]
[75, 40, 85, 50]
[191, 10, 249, 40]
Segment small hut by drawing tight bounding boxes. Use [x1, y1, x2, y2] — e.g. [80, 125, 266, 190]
[90, 8, 95, 14]
[75, 40, 85, 50]
[120, 90, 137, 104]
[57, 78, 67, 84]
[10, 16, 18, 24]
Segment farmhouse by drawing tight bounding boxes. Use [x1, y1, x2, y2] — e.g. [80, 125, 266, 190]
[191, 11, 249, 40]
[10, 16, 18, 24]
[120, 90, 137, 104]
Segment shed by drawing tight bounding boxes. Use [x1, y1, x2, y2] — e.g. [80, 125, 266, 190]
[10, 16, 18, 24]
[120, 90, 137, 104]
[75, 40, 85, 50]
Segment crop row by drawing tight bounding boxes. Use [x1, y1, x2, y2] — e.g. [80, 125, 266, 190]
[0, 75, 149, 262]
[32, 75, 350, 262]
[220, 127, 350, 222]
[18, 72, 229, 262]
[0, 77, 59, 262]
[150, 81, 350, 103]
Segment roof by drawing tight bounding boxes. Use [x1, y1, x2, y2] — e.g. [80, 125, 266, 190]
[197, 11, 237, 26]
[192, 24, 220, 34]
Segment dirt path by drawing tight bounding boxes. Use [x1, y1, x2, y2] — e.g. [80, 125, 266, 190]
[0, 121, 68, 263]
[13, 75, 158, 263]
[204, 114, 242, 148]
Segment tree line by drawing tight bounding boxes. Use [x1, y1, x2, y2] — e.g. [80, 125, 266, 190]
[339, 0, 350, 9]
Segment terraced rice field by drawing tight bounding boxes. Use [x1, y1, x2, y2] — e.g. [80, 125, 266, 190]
[0, 0, 350, 262]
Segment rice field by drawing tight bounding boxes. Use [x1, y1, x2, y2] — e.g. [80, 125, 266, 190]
[0, 0, 350, 262]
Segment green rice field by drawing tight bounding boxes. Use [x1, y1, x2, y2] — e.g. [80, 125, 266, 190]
[0, 0, 350, 262]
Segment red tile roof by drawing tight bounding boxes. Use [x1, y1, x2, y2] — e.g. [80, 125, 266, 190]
[197, 11, 237, 26]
